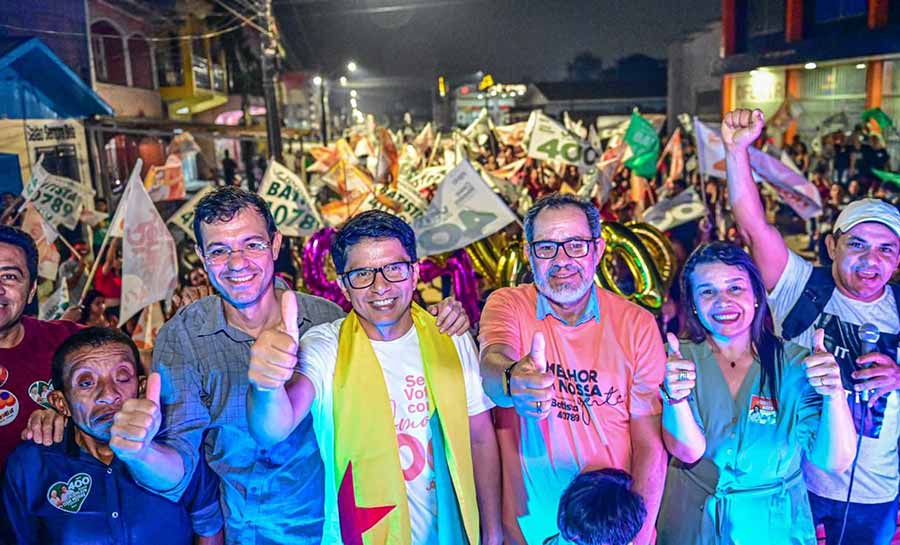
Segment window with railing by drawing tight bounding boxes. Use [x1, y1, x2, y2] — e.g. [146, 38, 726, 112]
[128, 35, 154, 89]
[747, 0, 786, 37]
[814, 0, 867, 22]
[91, 21, 127, 85]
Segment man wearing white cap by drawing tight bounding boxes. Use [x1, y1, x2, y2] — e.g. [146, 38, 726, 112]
[723, 108, 900, 545]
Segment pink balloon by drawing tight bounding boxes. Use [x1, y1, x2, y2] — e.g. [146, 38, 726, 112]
[301, 228, 351, 311]
[419, 250, 481, 324]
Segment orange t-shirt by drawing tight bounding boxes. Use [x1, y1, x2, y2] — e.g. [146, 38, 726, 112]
[478, 284, 665, 545]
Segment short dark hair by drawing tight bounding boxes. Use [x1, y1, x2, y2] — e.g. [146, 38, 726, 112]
[524, 193, 602, 243]
[0, 225, 38, 288]
[51, 327, 143, 393]
[557, 469, 646, 545]
[331, 210, 417, 273]
[192, 187, 277, 249]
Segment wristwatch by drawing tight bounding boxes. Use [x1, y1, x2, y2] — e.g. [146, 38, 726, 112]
[504, 360, 522, 396]
[659, 383, 687, 405]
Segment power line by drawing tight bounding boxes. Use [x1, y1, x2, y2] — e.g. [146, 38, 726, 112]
[0, 20, 253, 42]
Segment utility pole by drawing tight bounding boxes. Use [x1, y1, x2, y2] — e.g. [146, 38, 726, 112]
[260, 0, 283, 163]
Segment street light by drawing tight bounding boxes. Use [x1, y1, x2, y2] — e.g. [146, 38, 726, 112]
[315, 63, 362, 144]
[350, 97, 358, 108]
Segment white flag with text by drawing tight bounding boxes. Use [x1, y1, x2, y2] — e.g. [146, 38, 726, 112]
[116, 160, 178, 324]
[412, 160, 518, 257]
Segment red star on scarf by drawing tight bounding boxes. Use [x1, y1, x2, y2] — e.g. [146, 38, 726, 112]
[337, 461, 396, 545]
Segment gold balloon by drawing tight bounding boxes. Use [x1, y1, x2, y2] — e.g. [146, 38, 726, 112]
[496, 240, 527, 288]
[626, 221, 677, 290]
[596, 222, 665, 311]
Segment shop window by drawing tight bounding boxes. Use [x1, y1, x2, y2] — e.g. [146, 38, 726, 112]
[91, 21, 127, 86]
[814, 0, 867, 22]
[34, 145, 81, 182]
[747, 0, 786, 37]
[192, 39, 210, 89]
[128, 35, 154, 89]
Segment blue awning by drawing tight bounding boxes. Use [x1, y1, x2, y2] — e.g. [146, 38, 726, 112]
[0, 37, 112, 118]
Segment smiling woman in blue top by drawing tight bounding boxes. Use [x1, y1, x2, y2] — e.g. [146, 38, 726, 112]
[657, 242, 855, 545]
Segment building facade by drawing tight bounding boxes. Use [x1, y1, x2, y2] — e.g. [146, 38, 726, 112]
[718, 0, 900, 164]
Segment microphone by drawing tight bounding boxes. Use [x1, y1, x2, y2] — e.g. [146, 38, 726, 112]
[858, 323, 880, 402]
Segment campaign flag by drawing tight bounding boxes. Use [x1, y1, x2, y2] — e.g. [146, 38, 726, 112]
[410, 164, 453, 191]
[525, 111, 599, 169]
[258, 161, 323, 237]
[861, 108, 894, 132]
[374, 127, 399, 184]
[874, 169, 900, 187]
[623, 111, 661, 178]
[693, 118, 728, 179]
[579, 143, 625, 204]
[21, 204, 60, 280]
[22, 159, 94, 230]
[356, 181, 429, 224]
[657, 128, 684, 182]
[493, 121, 528, 148]
[747, 146, 822, 219]
[115, 160, 178, 324]
[167, 184, 215, 242]
[132, 302, 164, 351]
[412, 160, 518, 257]
[39, 275, 69, 321]
[643, 188, 707, 232]
[413, 122, 436, 157]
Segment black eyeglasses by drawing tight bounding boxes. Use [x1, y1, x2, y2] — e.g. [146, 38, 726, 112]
[342, 261, 413, 289]
[529, 238, 597, 259]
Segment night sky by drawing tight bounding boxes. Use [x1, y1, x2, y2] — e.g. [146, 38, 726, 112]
[274, 0, 721, 83]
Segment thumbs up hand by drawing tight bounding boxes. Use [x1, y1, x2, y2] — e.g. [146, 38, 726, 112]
[509, 332, 554, 420]
[803, 329, 843, 398]
[249, 291, 300, 392]
[662, 333, 696, 402]
[110, 372, 163, 460]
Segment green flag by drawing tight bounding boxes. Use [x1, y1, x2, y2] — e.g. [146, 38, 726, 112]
[624, 111, 660, 178]
[874, 168, 900, 187]
[861, 108, 894, 131]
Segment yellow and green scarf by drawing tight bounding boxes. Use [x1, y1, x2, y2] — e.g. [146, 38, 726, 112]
[333, 304, 479, 545]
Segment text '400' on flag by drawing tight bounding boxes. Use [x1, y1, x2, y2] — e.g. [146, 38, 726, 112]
[110, 159, 178, 324]
[412, 160, 518, 257]
[258, 160, 323, 237]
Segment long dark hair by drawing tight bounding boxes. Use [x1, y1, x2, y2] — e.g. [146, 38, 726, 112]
[680, 242, 784, 402]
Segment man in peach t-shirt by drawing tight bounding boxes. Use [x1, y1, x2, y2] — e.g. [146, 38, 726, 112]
[479, 194, 667, 545]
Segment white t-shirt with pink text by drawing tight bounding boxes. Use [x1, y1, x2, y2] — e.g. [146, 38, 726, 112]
[299, 318, 493, 545]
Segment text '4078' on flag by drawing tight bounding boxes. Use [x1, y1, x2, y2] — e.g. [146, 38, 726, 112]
[412, 160, 518, 257]
[110, 159, 178, 324]
[258, 160, 323, 237]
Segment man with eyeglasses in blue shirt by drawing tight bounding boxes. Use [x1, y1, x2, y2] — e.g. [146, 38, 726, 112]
[100, 187, 472, 545]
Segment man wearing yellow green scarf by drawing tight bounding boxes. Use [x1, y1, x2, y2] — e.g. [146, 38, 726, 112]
[246, 210, 502, 545]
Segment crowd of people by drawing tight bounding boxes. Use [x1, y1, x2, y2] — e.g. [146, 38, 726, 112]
[0, 108, 898, 545]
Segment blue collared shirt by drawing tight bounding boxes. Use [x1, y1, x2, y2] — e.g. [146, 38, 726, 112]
[152, 293, 345, 545]
[0, 426, 222, 545]
[535, 285, 601, 326]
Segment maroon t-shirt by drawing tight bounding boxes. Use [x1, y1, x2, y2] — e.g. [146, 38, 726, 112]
[0, 316, 81, 468]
